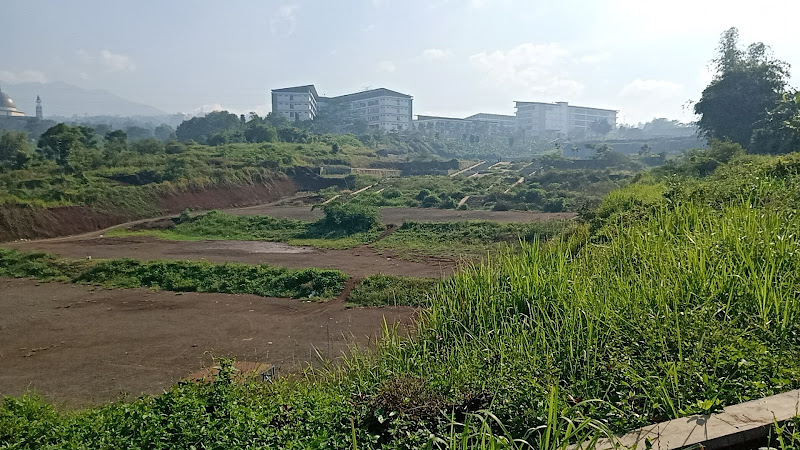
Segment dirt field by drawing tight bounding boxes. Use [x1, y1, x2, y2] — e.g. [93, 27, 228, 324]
[227, 205, 576, 224]
[0, 277, 416, 406]
[4, 235, 456, 279]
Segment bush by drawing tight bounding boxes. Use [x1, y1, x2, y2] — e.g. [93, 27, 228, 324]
[348, 274, 440, 307]
[421, 194, 440, 208]
[318, 203, 379, 235]
[0, 249, 347, 299]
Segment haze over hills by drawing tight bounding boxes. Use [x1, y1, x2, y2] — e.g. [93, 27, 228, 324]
[2, 81, 167, 118]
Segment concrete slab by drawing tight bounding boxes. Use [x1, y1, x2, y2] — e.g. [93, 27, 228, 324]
[584, 389, 800, 449]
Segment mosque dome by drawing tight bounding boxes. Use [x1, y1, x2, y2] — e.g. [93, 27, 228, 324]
[0, 90, 17, 110]
[0, 87, 25, 117]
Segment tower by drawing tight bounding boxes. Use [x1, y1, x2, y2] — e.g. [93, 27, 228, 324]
[36, 95, 43, 119]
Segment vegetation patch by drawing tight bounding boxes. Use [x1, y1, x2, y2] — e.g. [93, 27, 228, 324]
[0, 249, 347, 299]
[113, 204, 383, 250]
[372, 219, 569, 259]
[348, 274, 440, 307]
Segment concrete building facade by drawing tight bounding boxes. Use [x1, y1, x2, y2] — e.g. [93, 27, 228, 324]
[270, 85, 413, 131]
[270, 85, 319, 122]
[413, 113, 516, 137]
[515, 101, 617, 137]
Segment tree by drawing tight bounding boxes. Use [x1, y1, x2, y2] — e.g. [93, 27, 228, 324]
[104, 130, 128, 155]
[131, 138, 165, 155]
[125, 126, 152, 141]
[749, 91, 800, 154]
[154, 124, 176, 141]
[0, 130, 33, 171]
[694, 27, 790, 148]
[175, 111, 241, 143]
[38, 123, 86, 169]
[589, 119, 612, 136]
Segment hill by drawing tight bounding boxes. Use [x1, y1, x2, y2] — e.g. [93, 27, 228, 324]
[1, 81, 167, 117]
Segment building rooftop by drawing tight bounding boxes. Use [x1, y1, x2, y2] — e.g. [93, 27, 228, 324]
[271, 84, 320, 98]
[330, 88, 412, 101]
[416, 114, 467, 121]
[514, 100, 618, 112]
[465, 113, 516, 121]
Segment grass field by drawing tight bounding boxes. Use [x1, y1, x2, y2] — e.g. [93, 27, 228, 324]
[371, 219, 569, 259]
[3, 152, 800, 448]
[113, 210, 570, 260]
[348, 274, 440, 307]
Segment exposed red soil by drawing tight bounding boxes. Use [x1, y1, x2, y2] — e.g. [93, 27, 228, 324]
[4, 235, 457, 279]
[227, 205, 577, 224]
[155, 178, 295, 212]
[0, 178, 297, 243]
[0, 277, 416, 406]
[0, 205, 133, 244]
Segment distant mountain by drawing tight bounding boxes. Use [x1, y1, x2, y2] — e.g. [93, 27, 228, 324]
[1, 81, 167, 117]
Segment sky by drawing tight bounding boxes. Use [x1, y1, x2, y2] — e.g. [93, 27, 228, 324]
[3, 0, 799, 124]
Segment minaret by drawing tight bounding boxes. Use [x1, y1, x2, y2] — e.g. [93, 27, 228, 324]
[36, 95, 42, 119]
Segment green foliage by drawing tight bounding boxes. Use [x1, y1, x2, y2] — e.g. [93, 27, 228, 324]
[0, 248, 90, 280]
[75, 259, 346, 299]
[37, 123, 87, 169]
[175, 111, 242, 144]
[116, 210, 381, 250]
[0, 130, 32, 171]
[318, 202, 380, 235]
[349, 275, 439, 307]
[374, 220, 568, 259]
[695, 27, 791, 148]
[0, 248, 347, 299]
[751, 90, 800, 154]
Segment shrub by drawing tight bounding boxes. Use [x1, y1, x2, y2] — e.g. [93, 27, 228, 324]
[421, 194, 440, 208]
[348, 274, 439, 306]
[318, 203, 379, 234]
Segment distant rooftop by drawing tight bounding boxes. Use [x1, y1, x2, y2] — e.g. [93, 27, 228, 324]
[514, 101, 618, 112]
[330, 87, 412, 101]
[271, 85, 319, 98]
[415, 114, 467, 121]
[465, 113, 515, 121]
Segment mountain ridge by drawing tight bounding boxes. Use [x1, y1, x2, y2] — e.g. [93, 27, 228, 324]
[0, 81, 168, 117]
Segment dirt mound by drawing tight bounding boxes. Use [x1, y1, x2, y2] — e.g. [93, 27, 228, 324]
[0, 178, 297, 243]
[0, 205, 133, 242]
[156, 178, 295, 212]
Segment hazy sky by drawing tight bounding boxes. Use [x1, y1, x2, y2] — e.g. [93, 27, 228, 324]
[4, 0, 799, 124]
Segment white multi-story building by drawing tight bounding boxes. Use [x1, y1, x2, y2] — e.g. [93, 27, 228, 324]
[270, 85, 413, 131]
[330, 88, 413, 131]
[515, 101, 617, 137]
[414, 113, 516, 137]
[270, 85, 319, 122]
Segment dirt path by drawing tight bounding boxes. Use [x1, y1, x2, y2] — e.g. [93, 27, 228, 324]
[3, 235, 455, 279]
[0, 277, 416, 406]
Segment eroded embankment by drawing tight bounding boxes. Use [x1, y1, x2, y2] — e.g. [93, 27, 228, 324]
[0, 177, 296, 242]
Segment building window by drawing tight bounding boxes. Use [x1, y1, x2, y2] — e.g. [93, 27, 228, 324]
[290, 95, 294, 100]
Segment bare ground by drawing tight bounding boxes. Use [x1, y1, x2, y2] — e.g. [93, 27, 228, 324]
[0, 277, 416, 406]
[3, 235, 456, 279]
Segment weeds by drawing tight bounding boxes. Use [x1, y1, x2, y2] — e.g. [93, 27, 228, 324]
[0, 249, 347, 299]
